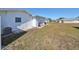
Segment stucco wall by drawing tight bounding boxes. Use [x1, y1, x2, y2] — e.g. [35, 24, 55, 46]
[63, 21, 79, 23]
[32, 18, 38, 27]
[73, 21, 79, 23]
[17, 19, 37, 31]
[0, 11, 34, 33]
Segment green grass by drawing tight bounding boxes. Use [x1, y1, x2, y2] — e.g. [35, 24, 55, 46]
[3, 23, 79, 50]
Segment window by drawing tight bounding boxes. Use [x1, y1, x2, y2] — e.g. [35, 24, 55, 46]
[15, 17, 21, 23]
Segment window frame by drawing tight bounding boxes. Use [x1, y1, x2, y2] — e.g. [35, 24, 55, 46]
[15, 17, 21, 23]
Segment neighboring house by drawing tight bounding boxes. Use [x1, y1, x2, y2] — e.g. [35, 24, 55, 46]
[32, 16, 48, 27]
[57, 18, 79, 23]
[0, 10, 36, 35]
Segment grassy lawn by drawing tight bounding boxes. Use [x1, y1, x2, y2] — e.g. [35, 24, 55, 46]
[3, 23, 79, 50]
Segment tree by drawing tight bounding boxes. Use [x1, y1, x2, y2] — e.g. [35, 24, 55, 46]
[56, 17, 65, 23]
[48, 18, 52, 22]
[76, 16, 79, 18]
[75, 16, 79, 20]
[58, 17, 65, 20]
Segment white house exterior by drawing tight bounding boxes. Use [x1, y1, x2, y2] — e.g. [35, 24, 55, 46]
[0, 17, 1, 49]
[32, 16, 48, 27]
[63, 20, 79, 23]
[57, 18, 79, 23]
[0, 10, 36, 34]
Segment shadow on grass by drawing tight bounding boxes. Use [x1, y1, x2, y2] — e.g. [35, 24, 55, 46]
[73, 27, 79, 29]
[1, 31, 27, 48]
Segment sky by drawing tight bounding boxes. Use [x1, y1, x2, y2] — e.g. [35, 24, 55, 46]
[1, 8, 79, 19]
[24, 8, 79, 19]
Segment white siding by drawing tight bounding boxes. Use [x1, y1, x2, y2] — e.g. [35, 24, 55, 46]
[34, 16, 48, 27]
[36, 17, 46, 23]
[0, 11, 34, 33]
[0, 16, 1, 49]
